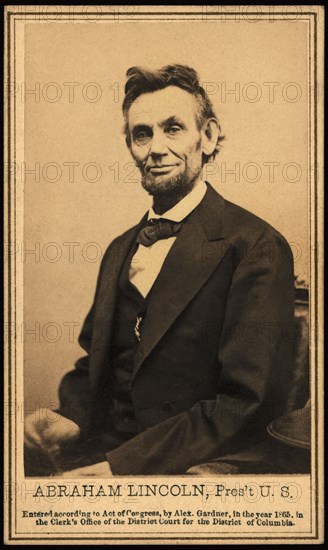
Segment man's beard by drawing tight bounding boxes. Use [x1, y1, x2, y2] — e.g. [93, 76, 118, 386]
[141, 167, 201, 199]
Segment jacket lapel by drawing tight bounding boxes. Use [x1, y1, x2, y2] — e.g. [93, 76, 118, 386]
[132, 184, 230, 379]
[89, 215, 147, 390]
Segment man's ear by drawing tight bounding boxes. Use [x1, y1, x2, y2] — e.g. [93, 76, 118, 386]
[201, 119, 220, 157]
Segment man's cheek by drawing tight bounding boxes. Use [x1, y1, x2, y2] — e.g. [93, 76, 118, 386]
[169, 146, 186, 162]
[131, 149, 148, 166]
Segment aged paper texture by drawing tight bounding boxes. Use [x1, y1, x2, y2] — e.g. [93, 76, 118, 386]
[4, 5, 324, 544]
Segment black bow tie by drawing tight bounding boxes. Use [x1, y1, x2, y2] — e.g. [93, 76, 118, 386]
[136, 218, 183, 247]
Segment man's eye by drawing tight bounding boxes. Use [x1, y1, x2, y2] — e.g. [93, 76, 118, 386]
[134, 130, 151, 143]
[136, 132, 149, 140]
[166, 126, 182, 135]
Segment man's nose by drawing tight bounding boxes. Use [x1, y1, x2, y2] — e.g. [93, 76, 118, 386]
[149, 130, 168, 157]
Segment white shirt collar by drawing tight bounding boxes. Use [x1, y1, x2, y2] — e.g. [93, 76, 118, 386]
[147, 180, 207, 223]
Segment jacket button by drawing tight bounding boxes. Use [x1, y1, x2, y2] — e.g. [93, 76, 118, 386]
[163, 401, 172, 413]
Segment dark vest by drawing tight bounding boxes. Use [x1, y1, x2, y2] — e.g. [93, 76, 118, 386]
[107, 243, 150, 433]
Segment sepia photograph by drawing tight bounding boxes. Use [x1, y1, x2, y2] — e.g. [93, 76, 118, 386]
[4, 5, 324, 544]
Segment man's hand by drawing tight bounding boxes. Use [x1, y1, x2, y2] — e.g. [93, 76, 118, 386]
[24, 408, 80, 457]
[60, 461, 112, 478]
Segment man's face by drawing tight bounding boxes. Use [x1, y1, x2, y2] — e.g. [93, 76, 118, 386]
[127, 86, 203, 196]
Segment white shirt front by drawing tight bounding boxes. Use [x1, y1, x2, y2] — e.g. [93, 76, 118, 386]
[129, 180, 207, 297]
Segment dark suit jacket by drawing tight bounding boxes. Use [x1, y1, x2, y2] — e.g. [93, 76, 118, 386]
[58, 183, 295, 474]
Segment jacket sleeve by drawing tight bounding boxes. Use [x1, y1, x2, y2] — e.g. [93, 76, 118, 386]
[57, 240, 116, 435]
[57, 304, 95, 435]
[106, 229, 295, 474]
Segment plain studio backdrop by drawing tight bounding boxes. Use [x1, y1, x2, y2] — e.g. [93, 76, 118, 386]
[23, 20, 309, 410]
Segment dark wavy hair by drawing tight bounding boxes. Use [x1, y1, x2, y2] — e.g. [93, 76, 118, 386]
[122, 64, 224, 164]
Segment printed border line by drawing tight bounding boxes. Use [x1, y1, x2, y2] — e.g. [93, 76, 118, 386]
[5, 11, 319, 16]
[308, 10, 313, 538]
[5, 533, 318, 541]
[8, 8, 319, 543]
[6, 9, 320, 543]
[6, 535, 321, 542]
[313, 9, 319, 543]
[14, 11, 18, 538]
[7, 8, 13, 542]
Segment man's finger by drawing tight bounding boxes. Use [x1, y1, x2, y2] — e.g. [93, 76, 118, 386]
[24, 427, 44, 449]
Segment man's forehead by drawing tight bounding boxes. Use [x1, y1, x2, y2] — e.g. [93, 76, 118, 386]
[128, 86, 198, 126]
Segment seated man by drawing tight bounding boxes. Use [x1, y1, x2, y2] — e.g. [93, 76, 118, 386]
[25, 64, 295, 477]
